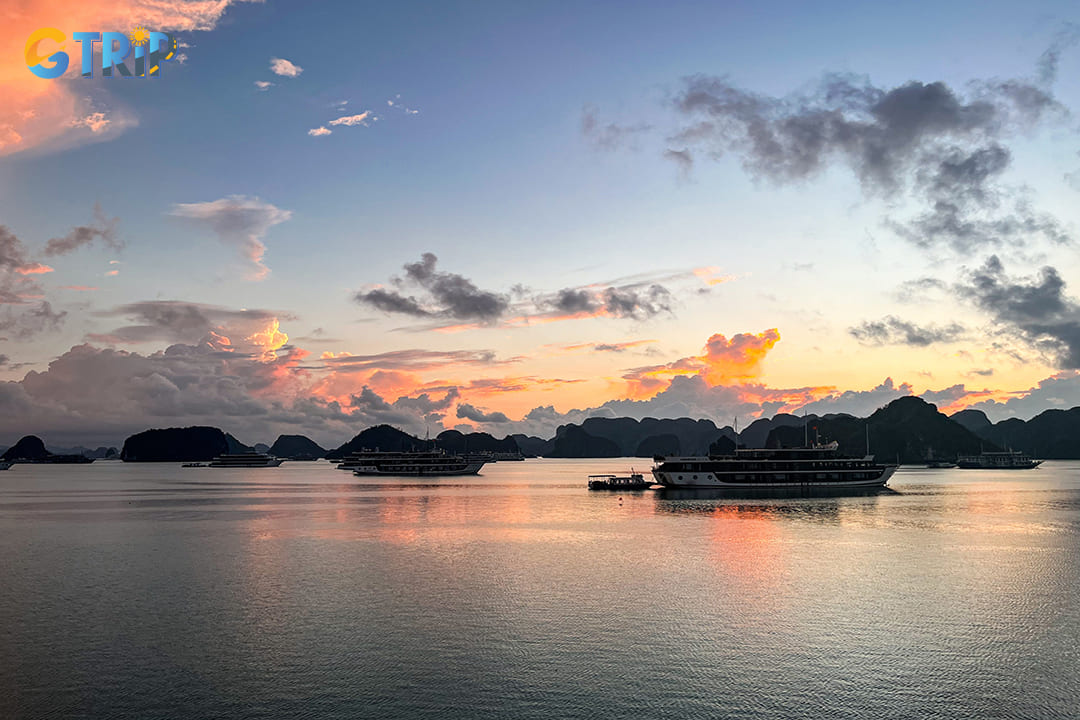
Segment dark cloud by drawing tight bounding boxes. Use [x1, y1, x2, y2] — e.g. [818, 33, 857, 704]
[582, 104, 653, 150]
[545, 283, 673, 320]
[456, 402, 511, 423]
[552, 288, 598, 314]
[357, 288, 431, 317]
[43, 205, 121, 256]
[671, 68, 1068, 252]
[0, 226, 51, 305]
[90, 301, 281, 346]
[356, 253, 509, 322]
[604, 285, 672, 319]
[321, 349, 503, 372]
[849, 316, 965, 346]
[393, 388, 460, 413]
[956, 255, 1080, 368]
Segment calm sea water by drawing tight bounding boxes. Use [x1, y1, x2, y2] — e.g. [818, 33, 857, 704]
[1, 459, 1078, 719]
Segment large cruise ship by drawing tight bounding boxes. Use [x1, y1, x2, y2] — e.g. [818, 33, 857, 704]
[956, 450, 1042, 469]
[338, 450, 486, 476]
[652, 442, 896, 489]
[208, 452, 284, 468]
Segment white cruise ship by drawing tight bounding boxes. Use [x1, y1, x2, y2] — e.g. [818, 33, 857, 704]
[208, 452, 284, 468]
[338, 450, 485, 476]
[652, 442, 896, 489]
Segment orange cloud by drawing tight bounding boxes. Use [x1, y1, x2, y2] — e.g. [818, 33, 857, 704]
[245, 318, 288, 358]
[693, 266, 736, 286]
[14, 263, 53, 275]
[623, 329, 782, 399]
[0, 1, 246, 158]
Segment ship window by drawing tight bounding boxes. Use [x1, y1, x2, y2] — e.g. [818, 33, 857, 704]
[693, 475, 698, 480]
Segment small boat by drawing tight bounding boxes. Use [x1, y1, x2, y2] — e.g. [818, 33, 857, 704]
[0, 460, 12, 471]
[588, 472, 652, 490]
[924, 448, 956, 469]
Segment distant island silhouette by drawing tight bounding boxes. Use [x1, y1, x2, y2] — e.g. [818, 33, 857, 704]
[3, 397, 1079, 464]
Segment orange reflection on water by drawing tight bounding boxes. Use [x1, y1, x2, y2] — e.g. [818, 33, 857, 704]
[706, 504, 788, 594]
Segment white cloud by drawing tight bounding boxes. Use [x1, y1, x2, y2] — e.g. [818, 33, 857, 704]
[68, 112, 111, 134]
[308, 126, 331, 137]
[254, 80, 274, 91]
[329, 112, 372, 127]
[269, 57, 303, 77]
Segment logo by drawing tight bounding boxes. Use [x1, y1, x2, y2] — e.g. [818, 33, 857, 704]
[26, 28, 178, 79]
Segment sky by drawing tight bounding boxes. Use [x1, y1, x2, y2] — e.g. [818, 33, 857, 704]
[2, 0, 1080, 447]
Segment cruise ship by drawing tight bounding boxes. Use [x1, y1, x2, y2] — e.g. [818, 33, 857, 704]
[208, 452, 284, 468]
[652, 441, 896, 489]
[338, 450, 486, 476]
[956, 450, 1042, 469]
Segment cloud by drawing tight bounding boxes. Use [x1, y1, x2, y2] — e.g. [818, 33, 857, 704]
[895, 277, 949, 303]
[849, 316, 965, 346]
[556, 339, 657, 353]
[393, 388, 460, 414]
[0, 301, 66, 341]
[255, 80, 274, 91]
[0, 227, 60, 341]
[168, 195, 292, 280]
[0, 0, 246, 158]
[320, 348, 506, 372]
[956, 255, 1080, 368]
[541, 283, 674, 322]
[88, 300, 288, 354]
[581, 104, 653, 150]
[671, 65, 1069, 253]
[1036, 23, 1080, 84]
[69, 113, 112, 134]
[356, 253, 510, 322]
[664, 148, 693, 178]
[308, 126, 331, 137]
[329, 112, 373, 127]
[269, 57, 303, 77]
[43, 204, 121, 256]
[456, 403, 511, 424]
[622, 329, 781, 398]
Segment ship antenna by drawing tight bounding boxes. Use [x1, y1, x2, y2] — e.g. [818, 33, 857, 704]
[803, 411, 808, 449]
[865, 422, 870, 458]
[733, 417, 739, 450]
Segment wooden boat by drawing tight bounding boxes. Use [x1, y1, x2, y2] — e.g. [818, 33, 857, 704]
[588, 472, 652, 490]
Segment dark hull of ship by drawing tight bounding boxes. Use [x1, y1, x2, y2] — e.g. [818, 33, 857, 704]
[352, 461, 484, 477]
[955, 459, 1042, 469]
